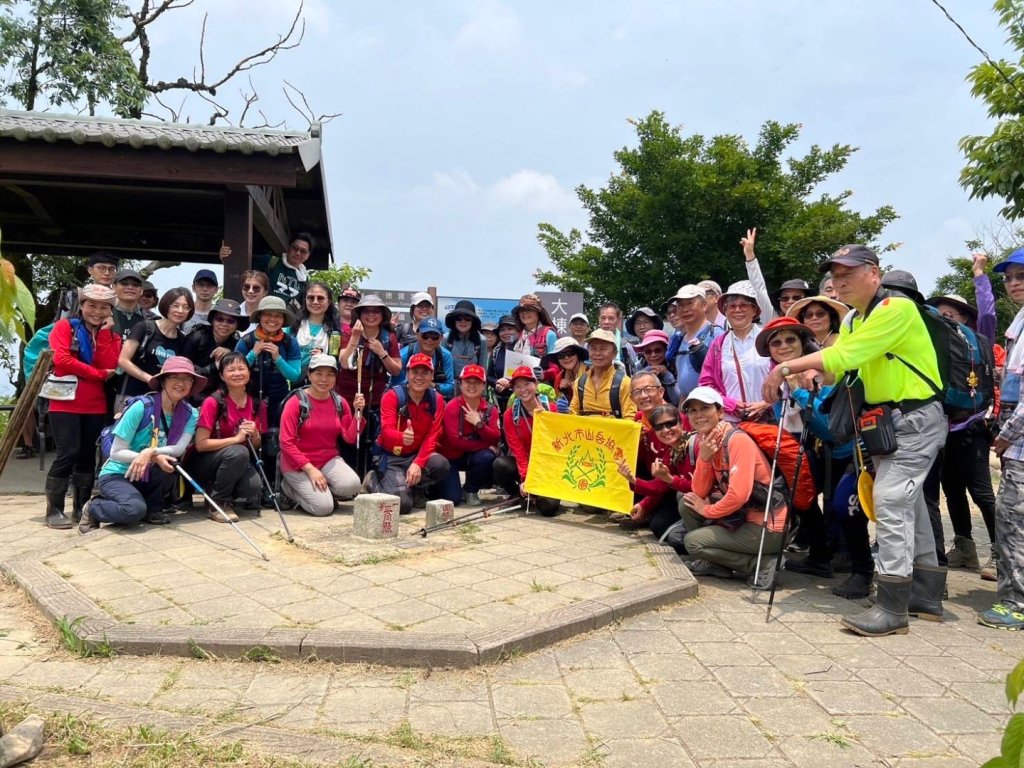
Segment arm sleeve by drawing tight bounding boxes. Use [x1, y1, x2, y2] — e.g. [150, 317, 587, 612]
[544, 329, 558, 354]
[697, 336, 741, 416]
[998, 400, 1024, 443]
[692, 457, 715, 498]
[276, 338, 303, 383]
[379, 390, 402, 448]
[279, 396, 309, 468]
[504, 411, 530, 479]
[109, 434, 139, 464]
[703, 436, 756, 518]
[415, 397, 445, 467]
[51, 321, 109, 380]
[109, 400, 148, 463]
[744, 258, 778, 322]
[339, 398, 362, 445]
[974, 274, 998, 345]
[619, 376, 637, 419]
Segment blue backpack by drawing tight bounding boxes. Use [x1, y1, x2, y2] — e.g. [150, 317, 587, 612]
[98, 393, 160, 461]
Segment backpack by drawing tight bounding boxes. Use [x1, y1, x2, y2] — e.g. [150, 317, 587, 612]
[737, 421, 818, 511]
[24, 323, 54, 380]
[391, 383, 438, 417]
[577, 368, 626, 418]
[849, 294, 995, 421]
[280, 386, 348, 431]
[710, 427, 791, 530]
[98, 393, 160, 461]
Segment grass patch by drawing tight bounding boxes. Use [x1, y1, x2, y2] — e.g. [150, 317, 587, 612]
[187, 639, 213, 661]
[331, 720, 528, 765]
[808, 731, 854, 748]
[157, 667, 181, 694]
[241, 645, 280, 664]
[358, 551, 406, 566]
[488, 735, 517, 765]
[530, 578, 554, 593]
[385, 622, 408, 632]
[55, 616, 116, 659]
[607, 585, 622, 592]
[454, 522, 484, 544]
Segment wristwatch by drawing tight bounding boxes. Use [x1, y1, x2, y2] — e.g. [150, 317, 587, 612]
[781, 365, 792, 376]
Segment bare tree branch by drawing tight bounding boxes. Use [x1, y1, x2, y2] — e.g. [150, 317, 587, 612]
[237, 77, 259, 127]
[197, 90, 229, 125]
[251, 109, 285, 130]
[282, 80, 341, 128]
[121, 0, 195, 45]
[198, 12, 207, 85]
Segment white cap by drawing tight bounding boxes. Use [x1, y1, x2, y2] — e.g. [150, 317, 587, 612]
[569, 312, 589, 324]
[308, 353, 339, 372]
[697, 279, 722, 295]
[682, 385, 724, 409]
[672, 285, 704, 301]
[411, 291, 433, 306]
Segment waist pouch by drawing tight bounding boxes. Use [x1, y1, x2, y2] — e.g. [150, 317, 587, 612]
[859, 405, 897, 457]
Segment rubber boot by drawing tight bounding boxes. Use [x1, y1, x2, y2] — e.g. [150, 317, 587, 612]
[945, 535, 979, 570]
[44, 476, 72, 529]
[70, 472, 94, 524]
[907, 564, 947, 622]
[840, 575, 911, 637]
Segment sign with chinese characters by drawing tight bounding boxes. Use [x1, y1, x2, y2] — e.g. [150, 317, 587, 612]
[438, 297, 518, 326]
[363, 288, 424, 326]
[536, 292, 585, 335]
[524, 411, 640, 513]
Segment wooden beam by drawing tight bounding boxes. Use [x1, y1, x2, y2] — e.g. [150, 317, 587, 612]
[247, 185, 290, 255]
[223, 191, 253, 301]
[0, 350, 52, 481]
[0, 142, 299, 188]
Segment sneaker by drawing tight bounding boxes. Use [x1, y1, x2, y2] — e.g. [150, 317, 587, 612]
[785, 542, 809, 555]
[747, 559, 777, 591]
[207, 503, 238, 523]
[978, 603, 1024, 631]
[77, 501, 99, 535]
[980, 552, 998, 582]
[464, 492, 482, 507]
[831, 572, 873, 600]
[618, 516, 647, 531]
[688, 559, 733, 579]
[784, 557, 833, 578]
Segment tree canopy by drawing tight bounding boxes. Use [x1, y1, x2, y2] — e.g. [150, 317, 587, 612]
[535, 112, 897, 314]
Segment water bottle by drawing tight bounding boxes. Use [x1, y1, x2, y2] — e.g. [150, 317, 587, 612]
[328, 331, 341, 357]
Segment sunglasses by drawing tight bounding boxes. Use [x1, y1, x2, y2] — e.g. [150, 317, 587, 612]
[242, 284, 264, 293]
[420, 333, 441, 341]
[653, 420, 679, 432]
[557, 351, 577, 360]
[142, 291, 157, 298]
[1003, 272, 1024, 284]
[213, 315, 238, 324]
[801, 309, 829, 319]
[306, 295, 328, 303]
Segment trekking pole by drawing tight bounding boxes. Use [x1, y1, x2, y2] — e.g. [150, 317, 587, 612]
[355, 346, 364, 471]
[247, 435, 293, 543]
[751, 397, 788, 602]
[418, 495, 524, 537]
[172, 462, 269, 561]
[765, 394, 816, 623]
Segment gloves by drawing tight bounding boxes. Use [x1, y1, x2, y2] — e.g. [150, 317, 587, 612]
[556, 396, 570, 414]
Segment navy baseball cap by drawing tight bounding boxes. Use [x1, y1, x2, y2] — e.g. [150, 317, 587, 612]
[418, 317, 444, 335]
[193, 268, 218, 286]
[819, 244, 880, 273]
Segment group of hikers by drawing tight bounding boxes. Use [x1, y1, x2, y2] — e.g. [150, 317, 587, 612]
[29, 227, 1024, 637]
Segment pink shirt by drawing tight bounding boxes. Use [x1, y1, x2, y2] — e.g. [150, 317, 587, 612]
[197, 393, 257, 438]
[279, 393, 361, 473]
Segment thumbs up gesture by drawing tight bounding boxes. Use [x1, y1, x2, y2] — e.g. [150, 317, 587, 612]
[402, 422, 415, 446]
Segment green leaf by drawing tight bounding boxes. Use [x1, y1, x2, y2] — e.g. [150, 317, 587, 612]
[1001, 712, 1024, 764]
[14, 272, 34, 330]
[979, 757, 1007, 767]
[1007, 659, 1024, 710]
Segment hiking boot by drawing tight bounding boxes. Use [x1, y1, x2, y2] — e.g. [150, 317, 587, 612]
[44, 477, 72, 529]
[618, 516, 648, 531]
[688, 559, 733, 579]
[207, 501, 238, 523]
[747, 559, 777, 591]
[360, 470, 377, 494]
[977, 603, 1024, 631]
[945, 535, 980, 570]
[78, 500, 99, 535]
[464, 492, 482, 507]
[144, 509, 170, 525]
[907, 564, 947, 622]
[981, 552, 998, 582]
[784, 557, 834, 578]
[831, 552, 853, 573]
[841, 575, 911, 637]
[70, 472, 94, 524]
[412, 488, 428, 509]
[832, 572, 873, 600]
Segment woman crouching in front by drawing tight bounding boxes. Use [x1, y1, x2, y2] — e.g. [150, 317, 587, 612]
[679, 386, 788, 589]
[279, 354, 365, 516]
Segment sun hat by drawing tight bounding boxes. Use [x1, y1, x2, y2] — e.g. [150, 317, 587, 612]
[819, 244, 880, 273]
[771, 278, 811, 304]
[509, 365, 537, 383]
[149, 357, 208, 395]
[78, 284, 116, 306]
[755, 316, 815, 357]
[682, 385, 724, 409]
[625, 307, 664, 338]
[786, 295, 850, 325]
[716, 280, 761, 316]
[481, 322, 498, 333]
[512, 294, 555, 329]
[497, 314, 517, 329]
[697, 279, 722, 296]
[417, 317, 444, 335]
[407, 352, 434, 371]
[994, 248, 1024, 273]
[308, 353, 339, 372]
[352, 294, 393, 326]
[585, 328, 618, 346]
[542, 336, 589, 367]
[444, 299, 482, 331]
[410, 291, 434, 307]
[925, 294, 978, 324]
[207, 298, 250, 331]
[659, 284, 704, 315]
[250, 295, 297, 325]
[460, 364, 486, 381]
[339, 287, 361, 301]
[881, 269, 925, 305]
[634, 329, 671, 350]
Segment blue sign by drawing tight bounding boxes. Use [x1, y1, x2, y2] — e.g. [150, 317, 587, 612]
[438, 296, 519, 326]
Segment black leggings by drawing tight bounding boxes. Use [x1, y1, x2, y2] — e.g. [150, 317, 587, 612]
[47, 412, 106, 481]
[942, 424, 997, 544]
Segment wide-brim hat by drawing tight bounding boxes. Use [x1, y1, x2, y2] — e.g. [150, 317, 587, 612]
[149, 356, 208, 396]
[512, 294, 555, 329]
[625, 306, 664, 337]
[353, 293, 392, 326]
[251, 295, 297, 326]
[78, 284, 116, 306]
[445, 299, 481, 331]
[925, 294, 978, 323]
[207, 298, 250, 331]
[542, 336, 589, 367]
[634, 329, 671, 350]
[786, 295, 850, 325]
[755, 316, 815, 357]
[717, 280, 761, 317]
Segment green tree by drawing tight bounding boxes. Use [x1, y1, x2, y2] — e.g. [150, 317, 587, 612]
[959, 0, 1024, 221]
[535, 112, 898, 314]
[309, 263, 373, 297]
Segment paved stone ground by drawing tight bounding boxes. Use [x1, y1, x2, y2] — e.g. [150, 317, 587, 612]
[0, 489, 1020, 766]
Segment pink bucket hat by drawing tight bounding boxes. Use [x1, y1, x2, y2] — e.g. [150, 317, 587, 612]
[149, 356, 208, 396]
[634, 329, 670, 350]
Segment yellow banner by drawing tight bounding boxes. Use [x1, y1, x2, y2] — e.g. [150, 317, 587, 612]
[524, 410, 641, 513]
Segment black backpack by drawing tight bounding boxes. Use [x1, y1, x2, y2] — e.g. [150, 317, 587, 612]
[576, 368, 626, 418]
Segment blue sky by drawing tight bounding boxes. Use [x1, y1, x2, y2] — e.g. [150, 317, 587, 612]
[132, 1, 1008, 298]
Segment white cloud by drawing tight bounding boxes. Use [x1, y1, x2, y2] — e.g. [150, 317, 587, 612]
[455, 0, 522, 55]
[489, 170, 578, 213]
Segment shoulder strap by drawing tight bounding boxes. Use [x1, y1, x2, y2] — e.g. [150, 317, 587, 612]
[329, 390, 346, 420]
[211, 391, 228, 438]
[577, 372, 587, 406]
[296, 388, 312, 428]
[610, 369, 624, 418]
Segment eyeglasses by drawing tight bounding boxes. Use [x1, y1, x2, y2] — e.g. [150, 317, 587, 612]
[652, 420, 679, 432]
[1003, 271, 1024, 285]
[91, 264, 117, 274]
[242, 284, 264, 293]
[557, 351, 577, 360]
[420, 333, 441, 341]
[769, 335, 801, 348]
[631, 385, 662, 397]
[213, 316, 238, 324]
[801, 309, 829, 319]
[306, 295, 328, 303]
[168, 302, 191, 311]
[164, 374, 194, 384]
[289, 244, 310, 256]
[724, 301, 756, 312]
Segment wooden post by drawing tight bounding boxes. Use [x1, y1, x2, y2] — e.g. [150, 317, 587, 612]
[0, 349, 52, 480]
[223, 190, 253, 302]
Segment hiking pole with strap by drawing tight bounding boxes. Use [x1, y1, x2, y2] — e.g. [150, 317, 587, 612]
[354, 345, 364, 472]
[418, 495, 525, 537]
[247, 435, 293, 543]
[751, 398, 789, 603]
[171, 462, 269, 561]
[764, 392, 816, 623]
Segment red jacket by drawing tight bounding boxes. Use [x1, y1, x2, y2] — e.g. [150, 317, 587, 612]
[378, 387, 445, 468]
[438, 396, 500, 459]
[632, 435, 696, 514]
[49, 319, 121, 415]
[503, 397, 558, 479]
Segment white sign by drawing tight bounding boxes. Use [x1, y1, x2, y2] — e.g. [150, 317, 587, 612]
[503, 350, 542, 378]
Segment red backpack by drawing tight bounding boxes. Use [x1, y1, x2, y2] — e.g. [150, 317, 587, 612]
[738, 421, 818, 511]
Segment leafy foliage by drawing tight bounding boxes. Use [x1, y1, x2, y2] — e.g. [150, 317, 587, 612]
[960, 0, 1024, 220]
[309, 262, 372, 297]
[982, 659, 1024, 767]
[535, 112, 897, 315]
[0, 228, 34, 345]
